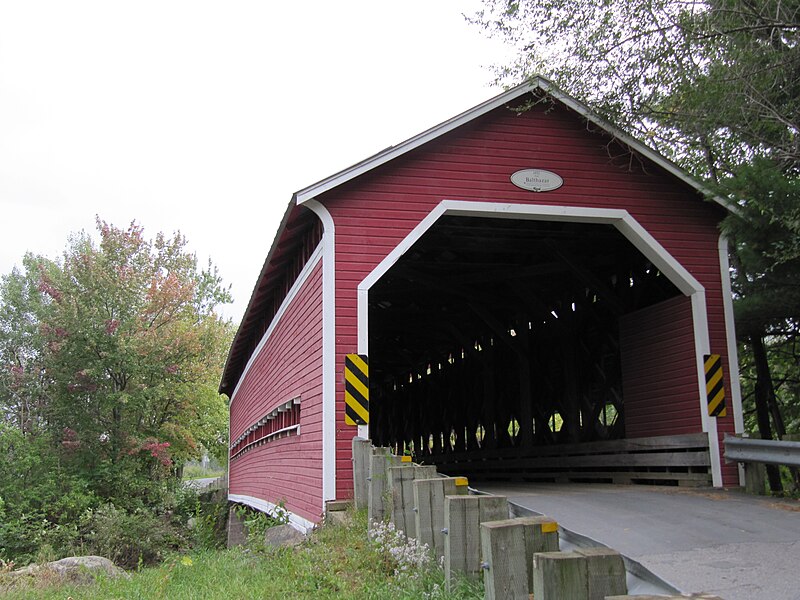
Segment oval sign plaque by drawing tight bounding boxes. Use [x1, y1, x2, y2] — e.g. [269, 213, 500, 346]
[510, 169, 563, 192]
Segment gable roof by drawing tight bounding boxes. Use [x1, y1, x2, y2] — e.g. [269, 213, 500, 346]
[220, 76, 731, 396]
[293, 76, 729, 210]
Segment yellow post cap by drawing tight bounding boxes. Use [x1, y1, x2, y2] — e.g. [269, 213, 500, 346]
[541, 521, 559, 533]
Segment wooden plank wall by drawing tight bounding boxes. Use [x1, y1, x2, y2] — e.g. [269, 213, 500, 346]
[228, 262, 325, 524]
[619, 296, 701, 438]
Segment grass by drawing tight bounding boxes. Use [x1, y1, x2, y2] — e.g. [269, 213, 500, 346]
[0, 509, 482, 600]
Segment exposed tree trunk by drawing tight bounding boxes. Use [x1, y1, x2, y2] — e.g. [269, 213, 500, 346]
[751, 334, 784, 493]
[111, 405, 122, 456]
[767, 381, 787, 440]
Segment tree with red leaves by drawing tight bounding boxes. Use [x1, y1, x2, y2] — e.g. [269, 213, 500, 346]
[1, 218, 233, 506]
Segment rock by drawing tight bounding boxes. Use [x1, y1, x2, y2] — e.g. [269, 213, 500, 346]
[326, 510, 352, 526]
[8, 555, 128, 586]
[263, 523, 306, 548]
[48, 556, 128, 580]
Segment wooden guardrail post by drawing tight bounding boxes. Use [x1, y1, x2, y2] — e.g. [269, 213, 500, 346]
[533, 551, 587, 599]
[480, 515, 560, 599]
[367, 448, 402, 528]
[743, 462, 766, 495]
[413, 476, 469, 560]
[578, 547, 627, 599]
[352, 437, 372, 510]
[480, 520, 526, 599]
[533, 548, 626, 600]
[443, 495, 508, 591]
[387, 464, 437, 538]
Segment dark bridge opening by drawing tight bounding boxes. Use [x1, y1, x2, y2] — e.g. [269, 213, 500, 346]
[367, 215, 709, 485]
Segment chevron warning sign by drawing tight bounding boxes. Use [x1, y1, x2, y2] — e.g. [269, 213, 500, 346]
[704, 354, 727, 418]
[344, 354, 369, 426]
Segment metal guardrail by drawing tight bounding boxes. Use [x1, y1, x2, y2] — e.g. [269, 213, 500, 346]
[723, 434, 800, 468]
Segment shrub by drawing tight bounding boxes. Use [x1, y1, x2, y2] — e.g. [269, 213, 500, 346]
[191, 498, 228, 550]
[78, 504, 185, 570]
[0, 427, 98, 565]
[230, 502, 290, 550]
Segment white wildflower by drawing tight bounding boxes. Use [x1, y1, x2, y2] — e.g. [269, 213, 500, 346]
[370, 520, 432, 579]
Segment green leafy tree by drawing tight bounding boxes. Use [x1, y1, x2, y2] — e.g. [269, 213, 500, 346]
[0, 261, 51, 433]
[0, 218, 232, 563]
[40, 220, 232, 500]
[724, 161, 800, 489]
[1, 219, 233, 507]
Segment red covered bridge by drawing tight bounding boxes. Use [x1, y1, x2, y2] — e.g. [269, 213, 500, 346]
[219, 78, 743, 531]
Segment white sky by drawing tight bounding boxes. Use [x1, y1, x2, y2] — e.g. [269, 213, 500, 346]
[0, 0, 513, 323]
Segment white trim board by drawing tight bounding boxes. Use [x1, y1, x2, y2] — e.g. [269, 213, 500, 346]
[304, 200, 337, 506]
[718, 235, 744, 435]
[357, 199, 723, 487]
[719, 235, 745, 486]
[228, 494, 316, 534]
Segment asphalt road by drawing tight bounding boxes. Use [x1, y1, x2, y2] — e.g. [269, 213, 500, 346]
[477, 482, 800, 600]
[183, 477, 218, 490]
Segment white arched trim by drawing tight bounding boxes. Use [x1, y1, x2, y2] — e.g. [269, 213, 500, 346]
[357, 200, 723, 487]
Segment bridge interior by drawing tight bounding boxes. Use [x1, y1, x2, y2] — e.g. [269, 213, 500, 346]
[367, 215, 699, 482]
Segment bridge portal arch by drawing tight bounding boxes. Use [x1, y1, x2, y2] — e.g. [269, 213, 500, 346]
[358, 200, 723, 486]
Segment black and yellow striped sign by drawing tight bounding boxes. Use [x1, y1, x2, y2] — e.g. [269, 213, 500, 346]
[704, 354, 727, 417]
[345, 354, 369, 426]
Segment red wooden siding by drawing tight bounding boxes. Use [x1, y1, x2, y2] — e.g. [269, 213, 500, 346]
[319, 98, 737, 489]
[228, 260, 324, 524]
[619, 296, 700, 438]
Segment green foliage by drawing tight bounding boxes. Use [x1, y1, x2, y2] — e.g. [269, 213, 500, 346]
[191, 499, 228, 550]
[0, 424, 96, 565]
[0, 426, 198, 568]
[738, 336, 800, 437]
[0, 263, 50, 433]
[0, 509, 482, 599]
[234, 502, 290, 547]
[0, 218, 234, 563]
[32, 219, 234, 482]
[78, 503, 185, 570]
[722, 161, 800, 468]
[722, 159, 800, 336]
